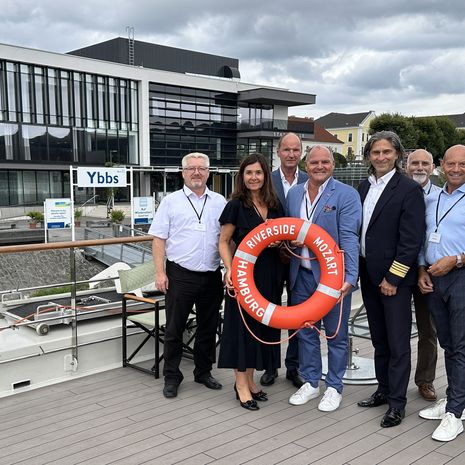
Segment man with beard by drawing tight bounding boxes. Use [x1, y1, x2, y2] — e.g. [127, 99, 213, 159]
[406, 149, 441, 402]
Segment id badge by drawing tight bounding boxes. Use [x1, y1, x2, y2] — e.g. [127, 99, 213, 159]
[194, 222, 206, 232]
[429, 232, 441, 243]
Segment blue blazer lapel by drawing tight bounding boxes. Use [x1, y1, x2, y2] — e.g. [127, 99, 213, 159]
[272, 169, 286, 208]
[313, 178, 335, 222]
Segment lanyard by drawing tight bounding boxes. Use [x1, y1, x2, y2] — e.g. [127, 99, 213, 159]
[305, 193, 321, 221]
[435, 190, 465, 231]
[183, 188, 208, 223]
[425, 183, 432, 196]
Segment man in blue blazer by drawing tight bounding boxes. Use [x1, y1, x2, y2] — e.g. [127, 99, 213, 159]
[260, 132, 308, 388]
[357, 131, 425, 428]
[286, 145, 362, 412]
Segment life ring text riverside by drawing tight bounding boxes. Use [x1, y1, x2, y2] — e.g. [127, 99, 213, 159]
[231, 218, 344, 330]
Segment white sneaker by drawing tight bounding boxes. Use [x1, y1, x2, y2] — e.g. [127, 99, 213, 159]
[289, 382, 320, 405]
[318, 387, 342, 412]
[432, 412, 464, 442]
[419, 398, 465, 420]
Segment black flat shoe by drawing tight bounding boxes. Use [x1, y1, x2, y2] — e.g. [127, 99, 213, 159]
[357, 391, 388, 408]
[251, 390, 268, 401]
[240, 399, 260, 411]
[260, 370, 278, 386]
[163, 384, 178, 398]
[380, 407, 405, 428]
[195, 375, 222, 390]
[286, 369, 304, 389]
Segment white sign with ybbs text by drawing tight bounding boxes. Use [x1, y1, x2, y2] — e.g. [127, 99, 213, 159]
[77, 167, 127, 187]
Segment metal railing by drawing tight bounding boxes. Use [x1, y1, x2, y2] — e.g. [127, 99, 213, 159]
[0, 235, 153, 367]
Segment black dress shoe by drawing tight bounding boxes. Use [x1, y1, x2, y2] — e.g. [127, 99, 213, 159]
[380, 407, 405, 428]
[260, 369, 278, 386]
[163, 384, 178, 398]
[286, 369, 304, 388]
[195, 375, 222, 390]
[357, 392, 388, 408]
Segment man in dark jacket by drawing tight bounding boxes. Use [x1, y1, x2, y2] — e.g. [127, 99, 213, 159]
[357, 131, 425, 427]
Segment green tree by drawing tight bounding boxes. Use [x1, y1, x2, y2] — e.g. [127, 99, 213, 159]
[333, 152, 348, 168]
[411, 117, 444, 161]
[370, 113, 464, 161]
[369, 113, 418, 149]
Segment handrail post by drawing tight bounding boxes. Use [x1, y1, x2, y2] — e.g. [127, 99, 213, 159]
[70, 247, 78, 367]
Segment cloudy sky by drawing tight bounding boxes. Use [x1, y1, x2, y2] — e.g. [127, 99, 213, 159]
[1, 0, 464, 119]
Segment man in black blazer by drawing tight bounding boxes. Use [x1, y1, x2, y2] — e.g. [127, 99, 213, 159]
[357, 131, 425, 427]
[260, 132, 308, 388]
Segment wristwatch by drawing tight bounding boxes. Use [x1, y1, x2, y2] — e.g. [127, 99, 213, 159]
[456, 254, 464, 268]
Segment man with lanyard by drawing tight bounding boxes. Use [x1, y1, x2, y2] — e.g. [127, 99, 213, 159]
[357, 131, 425, 428]
[285, 145, 361, 411]
[406, 149, 441, 402]
[418, 145, 465, 442]
[260, 132, 308, 388]
[150, 152, 226, 398]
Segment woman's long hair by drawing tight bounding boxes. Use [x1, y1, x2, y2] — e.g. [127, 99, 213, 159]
[231, 152, 279, 210]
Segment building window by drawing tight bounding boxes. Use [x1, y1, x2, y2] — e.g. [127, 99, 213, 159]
[0, 59, 140, 166]
[362, 132, 365, 142]
[238, 103, 274, 130]
[149, 83, 238, 166]
[348, 133, 353, 142]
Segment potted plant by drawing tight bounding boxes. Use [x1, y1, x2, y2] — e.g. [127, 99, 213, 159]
[110, 209, 125, 224]
[27, 211, 44, 229]
[74, 209, 82, 227]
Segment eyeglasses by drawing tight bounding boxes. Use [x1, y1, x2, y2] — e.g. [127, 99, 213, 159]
[183, 167, 209, 173]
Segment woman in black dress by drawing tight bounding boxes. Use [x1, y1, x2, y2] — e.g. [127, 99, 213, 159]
[218, 153, 284, 410]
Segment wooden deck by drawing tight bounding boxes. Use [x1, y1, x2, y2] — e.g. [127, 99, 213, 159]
[1, 336, 464, 465]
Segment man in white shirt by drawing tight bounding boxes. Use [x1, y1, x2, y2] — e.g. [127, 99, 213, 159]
[149, 152, 226, 398]
[406, 149, 441, 402]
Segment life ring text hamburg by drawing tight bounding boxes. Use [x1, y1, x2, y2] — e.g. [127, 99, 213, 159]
[231, 217, 344, 330]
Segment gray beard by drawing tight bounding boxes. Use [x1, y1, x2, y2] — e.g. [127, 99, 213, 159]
[412, 174, 428, 185]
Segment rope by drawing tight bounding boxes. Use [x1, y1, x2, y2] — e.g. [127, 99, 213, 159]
[227, 243, 347, 344]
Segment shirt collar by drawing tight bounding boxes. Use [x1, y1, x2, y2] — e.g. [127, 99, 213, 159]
[423, 180, 432, 194]
[183, 185, 209, 198]
[442, 182, 465, 195]
[304, 176, 332, 196]
[368, 168, 396, 186]
[279, 167, 298, 183]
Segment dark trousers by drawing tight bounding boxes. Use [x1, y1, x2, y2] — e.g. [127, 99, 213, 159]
[427, 268, 465, 418]
[413, 285, 437, 385]
[163, 260, 224, 385]
[284, 275, 299, 372]
[360, 260, 413, 409]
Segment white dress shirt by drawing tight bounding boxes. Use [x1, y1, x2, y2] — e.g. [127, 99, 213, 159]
[299, 178, 331, 269]
[360, 169, 396, 257]
[148, 186, 226, 272]
[280, 167, 299, 198]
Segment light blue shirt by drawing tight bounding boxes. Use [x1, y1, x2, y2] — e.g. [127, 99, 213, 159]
[419, 182, 465, 266]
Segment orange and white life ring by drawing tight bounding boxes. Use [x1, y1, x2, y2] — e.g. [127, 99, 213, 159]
[231, 217, 344, 330]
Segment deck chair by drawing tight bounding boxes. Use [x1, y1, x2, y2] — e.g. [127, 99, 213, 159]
[118, 261, 200, 378]
[118, 261, 166, 378]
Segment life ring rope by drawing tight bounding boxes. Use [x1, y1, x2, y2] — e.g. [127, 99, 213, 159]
[227, 246, 346, 343]
[230, 217, 346, 331]
[227, 284, 345, 344]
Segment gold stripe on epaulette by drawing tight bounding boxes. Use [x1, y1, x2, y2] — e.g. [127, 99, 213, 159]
[389, 260, 410, 277]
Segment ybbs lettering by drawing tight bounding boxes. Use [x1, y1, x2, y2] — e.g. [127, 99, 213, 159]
[86, 171, 119, 185]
